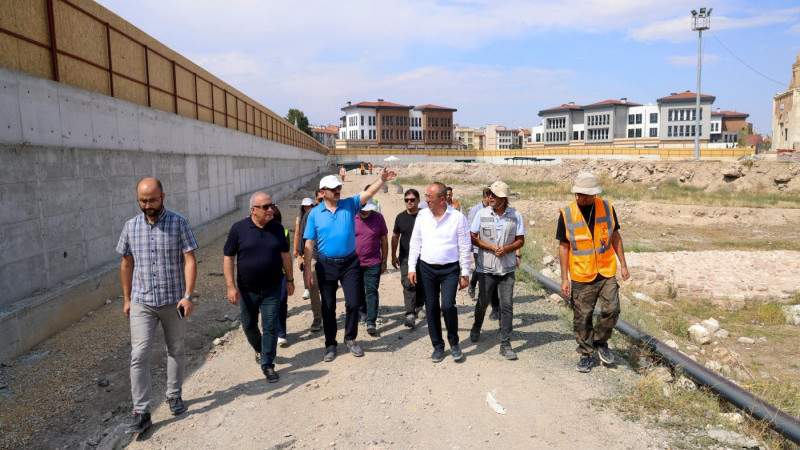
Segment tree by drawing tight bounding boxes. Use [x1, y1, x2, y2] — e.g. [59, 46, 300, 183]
[285, 109, 313, 136]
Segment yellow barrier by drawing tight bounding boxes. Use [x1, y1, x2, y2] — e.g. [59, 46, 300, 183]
[329, 146, 755, 159]
[0, 0, 328, 154]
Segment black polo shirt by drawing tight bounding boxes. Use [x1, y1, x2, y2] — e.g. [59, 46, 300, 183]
[224, 217, 289, 290]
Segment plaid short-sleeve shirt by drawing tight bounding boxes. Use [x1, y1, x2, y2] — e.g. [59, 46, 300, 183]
[116, 209, 198, 307]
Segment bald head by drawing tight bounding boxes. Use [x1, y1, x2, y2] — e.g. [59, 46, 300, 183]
[137, 178, 165, 222]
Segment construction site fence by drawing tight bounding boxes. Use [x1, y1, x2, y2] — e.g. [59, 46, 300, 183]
[329, 146, 755, 159]
[0, 0, 328, 154]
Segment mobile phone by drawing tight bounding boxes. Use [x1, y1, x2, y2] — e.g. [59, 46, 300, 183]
[177, 305, 185, 320]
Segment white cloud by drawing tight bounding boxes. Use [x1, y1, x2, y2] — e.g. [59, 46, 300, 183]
[665, 54, 720, 66]
[629, 7, 800, 43]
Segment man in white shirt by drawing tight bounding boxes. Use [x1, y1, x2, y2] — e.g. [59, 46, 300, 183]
[408, 182, 471, 363]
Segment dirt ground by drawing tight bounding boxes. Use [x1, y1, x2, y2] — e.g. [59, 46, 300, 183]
[1, 160, 798, 449]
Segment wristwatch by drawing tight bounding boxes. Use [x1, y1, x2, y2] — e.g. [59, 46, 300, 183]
[181, 295, 193, 301]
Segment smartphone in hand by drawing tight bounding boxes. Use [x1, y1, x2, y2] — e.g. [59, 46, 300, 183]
[177, 305, 185, 320]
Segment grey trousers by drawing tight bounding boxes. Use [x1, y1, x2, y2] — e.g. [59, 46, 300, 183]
[130, 301, 186, 413]
[473, 271, 515, 345]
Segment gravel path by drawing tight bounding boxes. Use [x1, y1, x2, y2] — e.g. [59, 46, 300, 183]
[121, 173, 670, 449]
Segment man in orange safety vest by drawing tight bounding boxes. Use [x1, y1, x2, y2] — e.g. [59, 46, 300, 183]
[557, 172, 629, 373]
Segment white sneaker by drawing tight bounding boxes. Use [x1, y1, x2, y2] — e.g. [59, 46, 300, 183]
[302, 289, 310, 299]
[277, 337, 288, 347]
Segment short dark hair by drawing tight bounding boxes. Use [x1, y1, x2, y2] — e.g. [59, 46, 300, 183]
[445, 186, 453, 193]
[404, 188, 419, 199]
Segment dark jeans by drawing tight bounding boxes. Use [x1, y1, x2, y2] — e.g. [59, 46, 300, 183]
[571, 276, 620, 355]
[278, 275, 288, 338]
[400, 258, 425, 315]
[358, 263, 382, 327]
[316, 253, 362, 347]
[473, 272, 516, 345]
[239, 283, 281, 371]
[419, 261, 460, 350]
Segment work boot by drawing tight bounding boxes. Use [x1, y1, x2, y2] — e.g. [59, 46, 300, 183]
[265, 367, 279, 383]
[167, 396, 186, 415]
[404, 313, 415, 328]
[124, 412, 152, 434]
[576, 354, 593, 373]
[596, 343, 615, 364]
[310, 318, 322, 332]
[499, 344, 517, 361]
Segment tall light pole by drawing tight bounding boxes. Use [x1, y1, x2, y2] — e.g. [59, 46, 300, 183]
[691, 7, 712, 160]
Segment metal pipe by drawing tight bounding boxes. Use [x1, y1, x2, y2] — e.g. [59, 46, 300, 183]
[520, 264, 800, 444]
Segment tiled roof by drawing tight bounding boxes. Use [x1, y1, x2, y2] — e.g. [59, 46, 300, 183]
[474, 131, 485, 137]
[311, 127, 338, 135]
[414, 104, 457, 111]
[342, 101, 412, 110]
[711, 110, 749, 118]
[657, 91, 715, 102]
[539, 104, 582, 115]
[583, 99, 642, 109]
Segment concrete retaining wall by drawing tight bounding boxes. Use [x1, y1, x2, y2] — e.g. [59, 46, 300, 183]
[0, 66, 326, 360]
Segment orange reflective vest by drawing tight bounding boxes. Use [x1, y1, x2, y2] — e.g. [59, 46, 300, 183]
[561, 198, 617, 282]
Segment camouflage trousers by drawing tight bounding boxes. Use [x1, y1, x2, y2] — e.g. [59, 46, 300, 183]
[571, 276, 620, 356]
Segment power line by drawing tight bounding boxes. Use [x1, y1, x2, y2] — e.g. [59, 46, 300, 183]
[708, 30, 789, 89]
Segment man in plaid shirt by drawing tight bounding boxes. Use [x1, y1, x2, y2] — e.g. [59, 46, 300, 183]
[117, 178, 198, 435]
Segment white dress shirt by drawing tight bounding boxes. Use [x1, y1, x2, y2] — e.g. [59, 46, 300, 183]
[408, 207, 471, 277]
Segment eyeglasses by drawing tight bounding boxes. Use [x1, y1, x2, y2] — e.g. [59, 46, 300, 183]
[403, 198, 418, 203]
[252, 204, 275, 211]
[138, 198, 161, 205]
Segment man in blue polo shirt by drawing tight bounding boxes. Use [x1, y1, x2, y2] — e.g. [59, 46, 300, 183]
[303, 167, 396, 362]
[223, 191, 294, 383]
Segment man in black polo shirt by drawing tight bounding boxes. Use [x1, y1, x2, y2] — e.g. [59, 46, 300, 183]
[223, 191, 294, 383]
[391, 188, 425, 328]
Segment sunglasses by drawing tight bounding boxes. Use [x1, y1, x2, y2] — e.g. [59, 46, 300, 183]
[323, 186, 342, 192]
[487, 191, 498, 198]
[253, 204, 276, 211]
[403, 198, 418, 203]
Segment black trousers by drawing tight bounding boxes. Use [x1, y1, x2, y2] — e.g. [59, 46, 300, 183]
[419, 261, 460, 350]
[316, 253, 362, 347]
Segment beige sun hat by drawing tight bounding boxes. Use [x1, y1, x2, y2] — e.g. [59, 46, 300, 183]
[571, 172, 602, 195]
[489, 181, 510, 198]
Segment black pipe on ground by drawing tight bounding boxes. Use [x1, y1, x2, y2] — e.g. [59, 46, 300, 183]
[521, 264, 800, 445]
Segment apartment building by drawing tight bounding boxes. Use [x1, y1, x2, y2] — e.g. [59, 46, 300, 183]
[310, 125, 339, 148]
[710, 110, 749, 145]
[455, 125, 476, 149]
[336, 100, 458, 149]
[531, 91, 743, 148]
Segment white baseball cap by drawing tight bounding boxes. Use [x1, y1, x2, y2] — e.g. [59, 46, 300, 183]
[571, 172, 602, 195]
[361, 202, 377, 211]
[301, 197, 314, 206]
[319, 175, 342, 190]
[489, 181, 510, 198]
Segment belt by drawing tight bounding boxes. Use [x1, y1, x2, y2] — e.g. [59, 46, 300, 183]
[420, 260, 458, 269]
[317, 252, 356, 264]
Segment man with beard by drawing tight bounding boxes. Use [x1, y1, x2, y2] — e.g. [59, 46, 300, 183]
[117, 178, 198, 434]
[469, 181, 525, 361]
[391, 188, 426, 328]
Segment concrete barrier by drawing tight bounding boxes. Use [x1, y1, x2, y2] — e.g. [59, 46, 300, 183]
[0, 66, 327, 360]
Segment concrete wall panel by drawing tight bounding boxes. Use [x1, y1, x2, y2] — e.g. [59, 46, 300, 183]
[39, 179, 80, 217]
[0, 146, 36, 183]
[19, 77, 62, 147]
[43, 211, 84, 250]
[59, 90, 93, 148]
[0, 255, 46, 310]
[90, 95, 120, 149]
[116, 104, 139, 150]
[0, 75, 23, 144]
[0, 181, 38, 225]
[0, 219, 43, 267]
[46, 243, 85, 284]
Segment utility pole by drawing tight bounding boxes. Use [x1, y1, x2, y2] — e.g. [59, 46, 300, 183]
[691, 7, 712, 160]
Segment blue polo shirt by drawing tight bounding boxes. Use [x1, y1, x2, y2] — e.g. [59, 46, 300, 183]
[303, 194, 361, 258]
[223, 217, 289, 290]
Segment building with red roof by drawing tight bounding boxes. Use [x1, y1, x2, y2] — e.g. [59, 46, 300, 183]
[337, 99, 458, 149]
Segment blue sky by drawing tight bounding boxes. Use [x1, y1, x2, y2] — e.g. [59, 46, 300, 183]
[95, 0, 800, 136]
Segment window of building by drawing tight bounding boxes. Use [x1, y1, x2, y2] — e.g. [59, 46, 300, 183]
[649, 127, 657, 137]
[628, 114, 634, 125]
[360, 129, 364, 139]
[635, 128, 642, 138]
[628, 129, 634, 138]
[650, 113, 658, 124]
[636, 114, 642, 124]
